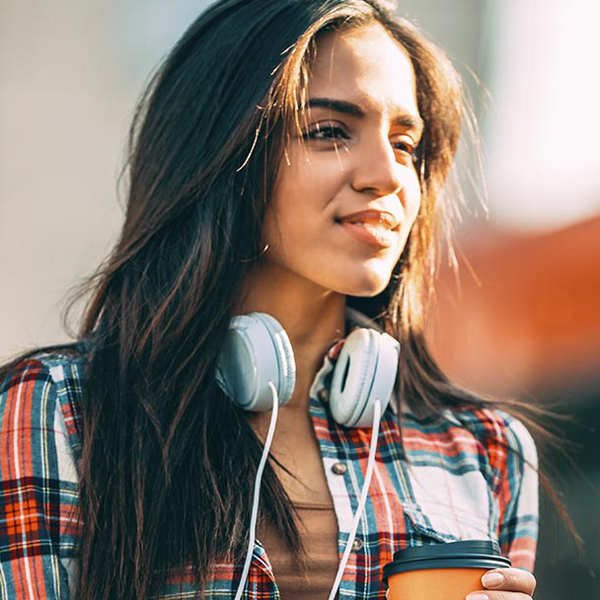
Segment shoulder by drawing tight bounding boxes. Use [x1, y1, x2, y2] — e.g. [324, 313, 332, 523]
[446, 406, 537, 460]
[0, 344, 89, 458]
[0, 344, 89, 390]
[440, 405, 538, 489]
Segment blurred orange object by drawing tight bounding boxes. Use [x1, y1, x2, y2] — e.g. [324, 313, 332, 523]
[426, 215, 600, 397]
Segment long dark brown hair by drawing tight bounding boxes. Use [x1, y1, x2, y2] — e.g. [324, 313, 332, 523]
[0, 0, 578, 598]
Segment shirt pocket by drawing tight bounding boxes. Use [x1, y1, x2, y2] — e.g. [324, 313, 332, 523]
[401, 464, 499, 545]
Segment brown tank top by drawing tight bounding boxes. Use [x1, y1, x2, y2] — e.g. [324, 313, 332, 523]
[257, 502, 339, 600]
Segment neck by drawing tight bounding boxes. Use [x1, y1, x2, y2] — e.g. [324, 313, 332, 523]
[238, 263, 347, 412]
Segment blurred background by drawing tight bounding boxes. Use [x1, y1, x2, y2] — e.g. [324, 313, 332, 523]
[1, 0, 598, 595]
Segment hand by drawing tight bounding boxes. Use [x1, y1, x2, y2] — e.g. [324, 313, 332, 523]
[466, 568, 537, 600]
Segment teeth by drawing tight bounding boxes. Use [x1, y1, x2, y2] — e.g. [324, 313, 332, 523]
[349, 221, 389, 231]
[348, 221, 395, 244]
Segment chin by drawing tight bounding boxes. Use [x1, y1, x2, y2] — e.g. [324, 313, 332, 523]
[336, 270, 392, 298]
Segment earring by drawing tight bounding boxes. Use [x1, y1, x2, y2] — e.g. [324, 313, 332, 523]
[239, 244, 269, 263]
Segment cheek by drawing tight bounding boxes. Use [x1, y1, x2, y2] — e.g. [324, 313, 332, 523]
[266, 157, 343, 240]
[407, 170, 422, 215]
[400, 174, 422, 238]
[261, 195, 322, 259]
[389, 176, 421, 263]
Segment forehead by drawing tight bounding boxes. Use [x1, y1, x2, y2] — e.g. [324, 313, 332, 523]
[307, 22, 419, 118]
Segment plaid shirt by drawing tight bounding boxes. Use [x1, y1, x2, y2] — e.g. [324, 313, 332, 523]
[0, 331, 538, 599]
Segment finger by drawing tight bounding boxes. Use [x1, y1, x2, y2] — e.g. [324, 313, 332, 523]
[481, 569, 537, 595]
[466, 592, 531, 600]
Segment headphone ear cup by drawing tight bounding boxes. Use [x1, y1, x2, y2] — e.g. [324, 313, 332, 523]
[329, 329, 399, 427]
[254, 313, 296, 404]
[216, 313, 296, 411]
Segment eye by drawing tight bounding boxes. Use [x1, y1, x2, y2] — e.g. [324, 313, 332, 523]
[303, 123, 350, 142]
[391, 136, 416, 158]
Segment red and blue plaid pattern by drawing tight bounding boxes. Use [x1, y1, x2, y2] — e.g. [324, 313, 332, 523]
[0, 336, 538, 599]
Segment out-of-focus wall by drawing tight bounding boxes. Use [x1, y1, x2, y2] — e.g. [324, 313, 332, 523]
[0, 0, 210, 360]
[485, 0, 600, 231]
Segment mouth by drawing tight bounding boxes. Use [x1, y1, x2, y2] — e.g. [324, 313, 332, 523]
[335, 209, 400, 248]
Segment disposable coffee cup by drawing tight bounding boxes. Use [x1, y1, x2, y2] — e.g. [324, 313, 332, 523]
[383, 540, 511, 600]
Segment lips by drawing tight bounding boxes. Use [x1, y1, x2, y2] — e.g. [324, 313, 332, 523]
[336, 210, 400, 248]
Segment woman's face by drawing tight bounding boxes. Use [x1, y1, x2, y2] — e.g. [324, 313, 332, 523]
[262, 22, 423, 298]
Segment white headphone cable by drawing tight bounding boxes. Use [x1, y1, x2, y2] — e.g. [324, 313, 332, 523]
[327, 398, 382, 600]
[234, 381, 279, 600]
[234, 388, 382, 600]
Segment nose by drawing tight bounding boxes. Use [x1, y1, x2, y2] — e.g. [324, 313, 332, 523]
[351, 133, 403, 197]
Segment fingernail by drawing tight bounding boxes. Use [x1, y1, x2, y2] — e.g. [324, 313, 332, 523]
[482, 572, 504, 588]
[466, 594, 489, 600]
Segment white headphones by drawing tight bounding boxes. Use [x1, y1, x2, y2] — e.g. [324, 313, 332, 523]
[215, 309, 400, 600]
[216, 310, 400, 426]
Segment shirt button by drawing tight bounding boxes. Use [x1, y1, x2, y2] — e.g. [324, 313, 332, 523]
[351, 537, 363, 552]
[331, 462, 347, 475]
[317, 388, 329, 403]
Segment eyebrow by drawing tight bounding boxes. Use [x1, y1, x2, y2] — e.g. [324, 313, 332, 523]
[305, 97, 425, 134]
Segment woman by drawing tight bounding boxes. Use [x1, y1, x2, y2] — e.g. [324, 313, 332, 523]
[0, 1, 539, 599]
